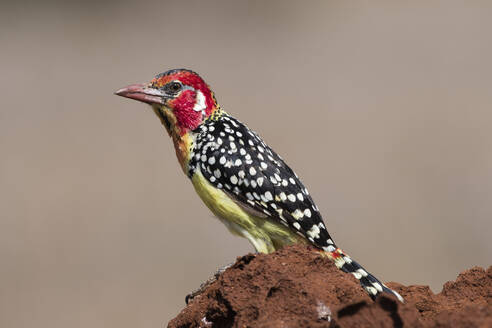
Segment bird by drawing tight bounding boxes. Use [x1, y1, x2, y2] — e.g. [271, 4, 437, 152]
[115, 68, 404, 302]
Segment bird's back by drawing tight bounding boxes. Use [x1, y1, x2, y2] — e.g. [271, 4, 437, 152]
[188, 110, 337, 252]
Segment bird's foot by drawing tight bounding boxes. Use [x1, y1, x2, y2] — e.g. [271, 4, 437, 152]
[185, 262, 233, 304]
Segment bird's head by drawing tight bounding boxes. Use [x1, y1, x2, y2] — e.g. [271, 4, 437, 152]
[115, 69, 218, 135]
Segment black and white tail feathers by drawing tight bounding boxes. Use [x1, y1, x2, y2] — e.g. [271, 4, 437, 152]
[325, 248, 404, 303]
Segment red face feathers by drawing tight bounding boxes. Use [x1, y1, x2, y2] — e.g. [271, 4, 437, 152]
[115, 69, 218, 135]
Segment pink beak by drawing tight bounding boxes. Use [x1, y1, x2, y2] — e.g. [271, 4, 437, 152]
[115, 83, 166, 105]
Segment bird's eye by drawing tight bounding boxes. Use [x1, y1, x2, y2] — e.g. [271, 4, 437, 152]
[164, 82, 182, 94]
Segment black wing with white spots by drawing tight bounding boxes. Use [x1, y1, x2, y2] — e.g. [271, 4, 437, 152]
[188, 114, 336, 251]
[187, 112, 406, 303]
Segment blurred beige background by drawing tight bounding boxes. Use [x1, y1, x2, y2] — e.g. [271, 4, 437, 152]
[1, 0, 491, 327]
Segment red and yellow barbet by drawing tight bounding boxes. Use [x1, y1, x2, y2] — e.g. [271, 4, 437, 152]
[115, 69, 404, 302]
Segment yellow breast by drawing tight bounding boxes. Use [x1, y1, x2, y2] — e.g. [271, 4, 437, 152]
[191, 170, 305, 253]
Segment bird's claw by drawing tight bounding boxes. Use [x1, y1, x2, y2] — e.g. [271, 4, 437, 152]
[185, 262, 233, 304]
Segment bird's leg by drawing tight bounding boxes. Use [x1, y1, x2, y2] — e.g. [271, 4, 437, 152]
[185, 262, 234, 304]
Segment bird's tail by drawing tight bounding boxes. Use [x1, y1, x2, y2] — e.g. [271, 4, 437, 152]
[322, 247, 404, 303]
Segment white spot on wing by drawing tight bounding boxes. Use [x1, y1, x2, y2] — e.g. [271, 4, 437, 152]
[292, 209, 303, 219]
[307, 224, 321, 239]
